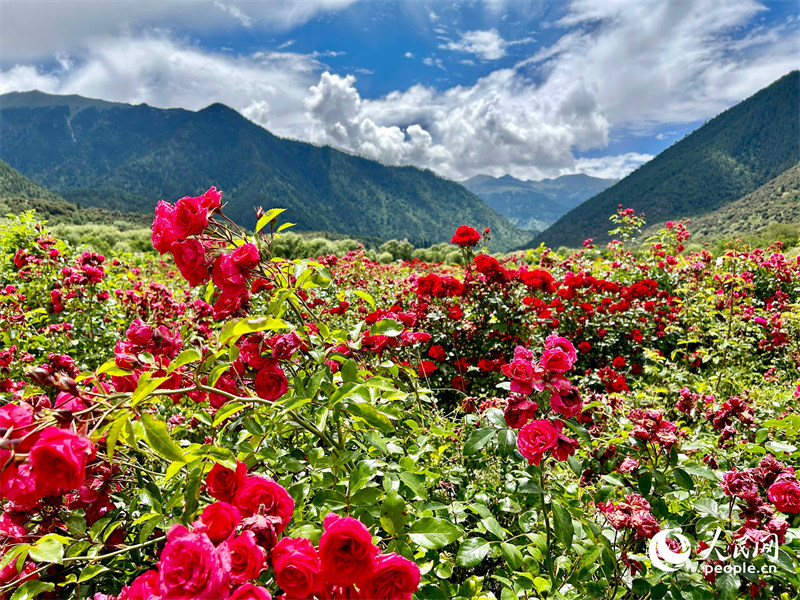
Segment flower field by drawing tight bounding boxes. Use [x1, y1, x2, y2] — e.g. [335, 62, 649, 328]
[0, 192, 799, 600]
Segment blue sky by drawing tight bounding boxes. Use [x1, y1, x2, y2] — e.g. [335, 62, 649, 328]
[1, 0, 798, 181]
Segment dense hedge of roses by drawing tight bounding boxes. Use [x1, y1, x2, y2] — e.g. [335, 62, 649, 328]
[0, 196, 798, 600]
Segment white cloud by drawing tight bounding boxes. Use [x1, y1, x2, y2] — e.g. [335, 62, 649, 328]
[572, 153, 654, 180]
[0, 35, 322, 137]
[404, 52, 415, 59]
[422, 57, 445, 70]
[0, 0, 357, 61]
[441, 29, 508, 60]
[213, 1, 254, 27]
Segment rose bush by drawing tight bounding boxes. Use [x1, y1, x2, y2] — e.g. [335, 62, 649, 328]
[0, 196, 798, 599]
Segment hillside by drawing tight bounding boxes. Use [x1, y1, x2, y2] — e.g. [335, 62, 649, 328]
[686, 162, 800, 242]
[529, 70, 800, 248]
[0, 92, 526, 251]
[463, 173, 615, 232]
[0, 159, 150, 228]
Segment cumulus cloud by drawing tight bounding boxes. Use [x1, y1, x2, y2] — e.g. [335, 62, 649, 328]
[0, 35, 322, 137]
[213, 1, 254, 27]
[1, 0, 796, 182]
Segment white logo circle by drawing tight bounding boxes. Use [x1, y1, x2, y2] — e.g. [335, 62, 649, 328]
[648, 529, 692, 572]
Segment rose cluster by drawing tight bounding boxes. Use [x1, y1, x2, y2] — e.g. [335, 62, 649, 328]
[151, 187, 267, 320]
[597, 493, 660, 540]
[501, 335, 581, 465]
[98, 461, 420, 600]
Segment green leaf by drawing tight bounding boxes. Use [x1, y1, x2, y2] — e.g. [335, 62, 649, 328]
[399, 471, 427, 500]
[380, 491, 407, 535]
[140, 413, 186, 463]
[106, 413, 130, 461]
[28, 537, 63, 564]
[500, 542, 523, 570]
[78, 564, 108, 583]
[353, 290, 375, 308]
[255, 208, 287, 233]
[131, 372, 171, 407]
[497, 429, 517, 456]
[455, 537, 490, 568]
[348, 461, 377, 495]
[348, 403, 393, 433]
[463, 427, 495, 456]
[341, 359, 359, 383]
[370, 319, 403, 336]
[167, 349, 201, 373]
[673, 468, 694, 490]
[11, 582, 55, 600]
[212, 402, 246, 427]
[408, 517, 463, 550]
[551, 502, 574, 550]
[638, 471, 652, 495]
[716, 572, 740, 600]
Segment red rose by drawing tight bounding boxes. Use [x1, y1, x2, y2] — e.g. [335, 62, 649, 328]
[504, 395, 538, 429]
[612, 356, 627, 369]
[550, 419, 579, 462]
[201, 501, 241, 545]
[501, 358, 544, 396]
[233, 476, 295, 530]
[152, 201, 178, 255]
[224, 531, 266, 584]
[417, 360, 437, 377]
[318, 514, 379, 587]
[271, 537, 322, 599]
[157, 524, 231, 600]
[578, 341, 591, 354]
[544, 334, 577, 364]
[450, 225, 481, 247]
[474, 254, 505, 280]
[721, 470, 759, 500]
[231, 243, 261, 270]
[254, 362, 288, 401]
[172, 195, 208, 238]
[172, 239, 211, 287]
[361, 553, 421, 600]
[0, 463, 38, 510]
[0, 402, 37, 451]
[230, 584, 272, 600]
[428, 345, 446, 362]
[213, 291, 249, 321]
[768, 480, 800, 514]
[206, 461, 248, 503]
[29, 427, 95, 496]
[517, 420, 558, 465]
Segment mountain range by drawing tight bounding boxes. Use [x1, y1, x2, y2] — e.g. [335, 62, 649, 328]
[463, 173, 616, 232]
[0, 92, 526, 251]
[529, 70, 800, 248]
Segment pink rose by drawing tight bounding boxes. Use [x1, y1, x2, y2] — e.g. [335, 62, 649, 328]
[224, 531, 266, 584]
[157, 524, 231, 600]
[213, 254, 248, 296]
[361, 553, 421, 600]
[271, 537, 322, 599]
[233, 476, 295, 530]
[201, 187, 223, 211]
[768, 479, 800, 514]
[172, 195, 208, 238]
[206, 461, 248, 503]
[230, 584, 272, 600]
[0, 463, 39, 510]
[231, 243, 260, 270]
[544, 334, 577, 364]
[501, 358, 544, 395]
[201, 501, 241, 545]
[539, 348, 574, 373]
[549, 386, 583, 418]
[318, 514, 379, 587]
[516, 420, 558, 466]
[29, 427, 96, 496]
[254, 362, 288, 401]
[172, 239, 211, 287]
[268, 332, 302, 360]
[152, 201, 178, 254]
[126, 570, 160, 600]
[0, 402, 37, 451]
